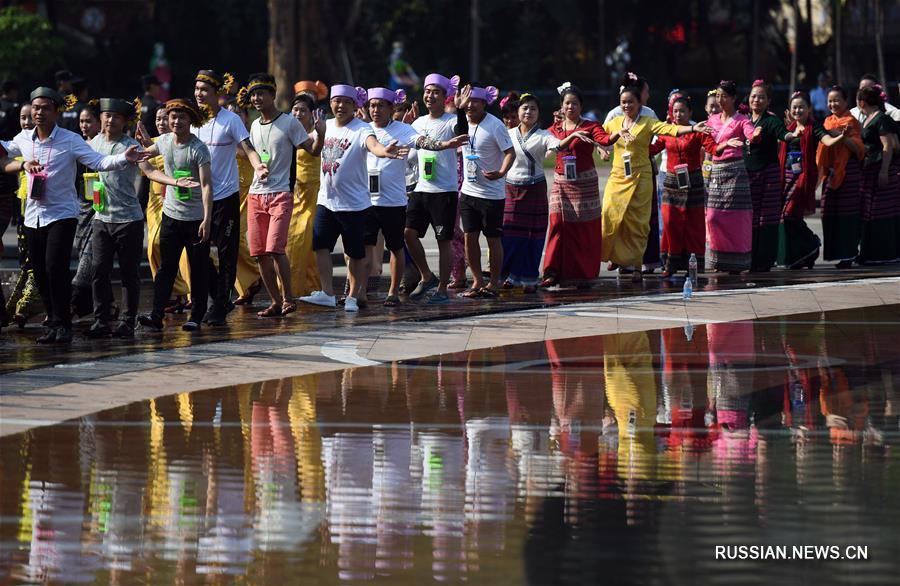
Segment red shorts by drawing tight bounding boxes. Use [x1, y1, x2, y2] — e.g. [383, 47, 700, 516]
[247, 192, 293, 256]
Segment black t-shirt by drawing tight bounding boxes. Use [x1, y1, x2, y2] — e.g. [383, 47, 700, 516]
[860, 112, 897, 167]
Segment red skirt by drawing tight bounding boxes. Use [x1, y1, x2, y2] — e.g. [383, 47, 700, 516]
[543, 170, 602, 281]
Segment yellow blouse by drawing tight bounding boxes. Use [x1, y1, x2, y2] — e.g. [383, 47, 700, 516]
[603, 116, 678, 170]
[295, 128, 320, 186]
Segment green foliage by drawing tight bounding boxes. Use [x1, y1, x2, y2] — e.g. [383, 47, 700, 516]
[0, 7, 63, 81]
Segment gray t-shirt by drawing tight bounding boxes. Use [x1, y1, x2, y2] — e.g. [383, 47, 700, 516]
[249, 112, 309, 194]
[157, 133, 211, 222]
[88, 133, 143, 224]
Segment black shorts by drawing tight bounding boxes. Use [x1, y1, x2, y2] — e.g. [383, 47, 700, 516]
[405, 191, 458, 241]
[459, 193, 504, 238]
[364, 205, 407, 251]
[312, 205, 367, 260]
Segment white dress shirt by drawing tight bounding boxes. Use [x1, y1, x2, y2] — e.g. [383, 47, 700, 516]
[3, 125, 129, 228]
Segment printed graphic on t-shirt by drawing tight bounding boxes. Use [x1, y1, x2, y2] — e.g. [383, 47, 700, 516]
[322, 137, 351, 177]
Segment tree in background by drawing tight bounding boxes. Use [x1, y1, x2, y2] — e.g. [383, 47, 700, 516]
[0, 7, 63, 87]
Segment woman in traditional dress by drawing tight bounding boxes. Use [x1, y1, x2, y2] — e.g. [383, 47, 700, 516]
[601, 86, 704, 283]
[816, 85, 864, 268]
[856, 85, 900, 264]
[744, 80, 797, 271]
[777, 91, 847, 269]
[655, 97, 715, 277]
[70, 102, 102, 318]
[705, 80, 759, 274]
[501, 93, 588, 291]
[287, 91, 323, 296]
[539, 83, 619, 288]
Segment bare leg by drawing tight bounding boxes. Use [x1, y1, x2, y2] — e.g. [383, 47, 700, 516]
[387, 248, 404, 297]
[436, 239, 451, 295]
[404, 228, 433, 281]
[485, 236, 503, 290]
[257, 255, 283, 305]
[464, 232, 485, 290]
[315, 249, 334, 296]
[272, 253, 293, 301]
[348, 257, 367, 302]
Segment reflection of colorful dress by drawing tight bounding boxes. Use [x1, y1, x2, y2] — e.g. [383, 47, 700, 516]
[601, 116, 679, 268]
[286, 138, 320, 296]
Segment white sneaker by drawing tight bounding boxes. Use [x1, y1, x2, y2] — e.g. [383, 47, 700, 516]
[344, 297, 359, 312]
[299, 290, 336, 307]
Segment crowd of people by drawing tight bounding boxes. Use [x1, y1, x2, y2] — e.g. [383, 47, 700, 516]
[1, 68, 898, 343]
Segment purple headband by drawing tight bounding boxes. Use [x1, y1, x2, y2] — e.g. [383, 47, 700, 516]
[423, 73, 461, 97]
[331, 84, 367, 108]
[366, 87, 406, 104]
[470, 86, 499, 105]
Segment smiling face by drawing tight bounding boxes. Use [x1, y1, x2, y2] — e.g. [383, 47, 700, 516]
[749, 86, 769, 114]
[79, 109, 100, 139]
[194, 80, 217, 107]
[249, 88, 275, 113]
[423, 84, 447, 115]
[827, 89, 848, 116]
[167, 109, 191, 137]
[705, 95, 721, 116]
[291, 100, 312, 126]
[561, 93, 582, 121]
[20, 104, 34, 131]
[789, 97, 809, 124]
[330, 96, 356, 124]
[465, 98, 486, 120]
[619, 90, 640, 117]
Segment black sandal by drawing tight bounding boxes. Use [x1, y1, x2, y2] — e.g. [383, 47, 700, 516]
[383, 295, 400, 307]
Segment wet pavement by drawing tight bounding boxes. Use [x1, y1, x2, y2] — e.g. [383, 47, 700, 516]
[2, 265, 898, 376]
[1, 306, 898, 585]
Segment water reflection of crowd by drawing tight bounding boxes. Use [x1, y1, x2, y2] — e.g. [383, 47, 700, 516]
[3, 313, 898, 583]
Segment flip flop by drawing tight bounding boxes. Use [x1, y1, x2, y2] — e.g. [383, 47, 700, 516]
[478, 287, 499, 299]
[457, 288, 482, 299]
[383, 295, 401, 307]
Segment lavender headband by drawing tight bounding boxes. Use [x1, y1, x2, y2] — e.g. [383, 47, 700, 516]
[331, 84, 367, 108]
[367, 87, 406, 104]
[423, 73, 460, 97]
[470, 86, 499, 105]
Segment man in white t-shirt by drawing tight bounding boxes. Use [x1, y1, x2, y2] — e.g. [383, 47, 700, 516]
[299, 85, 407, 313]
[405, 73, 471, 301]
[457, 84, 515, 298]
[192, 69, 269, 325]
[849, 74, 900, 123]
[243, 73, 323, 318]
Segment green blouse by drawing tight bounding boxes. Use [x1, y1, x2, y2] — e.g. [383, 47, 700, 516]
[743, 112, 790, 172]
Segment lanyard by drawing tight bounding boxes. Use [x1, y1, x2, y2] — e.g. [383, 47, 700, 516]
[166, 136, 190, 172]
[203, 109, 219, 146]
[561, 118, 582, 153]
[467, 122, 480, 154]
[259, 112, 282, 153]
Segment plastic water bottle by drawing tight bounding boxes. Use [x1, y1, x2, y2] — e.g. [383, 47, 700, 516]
[682, 277, 693, 299]
[684, 323, 694, 341]
[688, 253, 698, 287]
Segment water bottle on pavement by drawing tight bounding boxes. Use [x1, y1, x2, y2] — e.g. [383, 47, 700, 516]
[688, 253, 698, 287]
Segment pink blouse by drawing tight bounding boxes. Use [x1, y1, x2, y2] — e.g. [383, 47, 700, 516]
[707, 112, 756, 161]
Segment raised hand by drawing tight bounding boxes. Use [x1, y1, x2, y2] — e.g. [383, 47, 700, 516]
[726, 137, 745, 148]
[313, 109, 326, 136]
[692, 120, 711, 134]
[403, 101, 419, 124]
[383, 140, 410, 159]
[455, 85, 472, 110]
[447, 134, 469, 149]
[134, 122, 154, 148]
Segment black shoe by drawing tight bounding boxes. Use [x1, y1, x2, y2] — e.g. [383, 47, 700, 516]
[204, 308, 227, 326]
[138, 313, 164, 331]
[36, 327, 57, 344]
[55, 327, 73, 344]
[182, 320, 201, 332]
[113, 321, 135, 338]
[85, 319, 111, 338]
